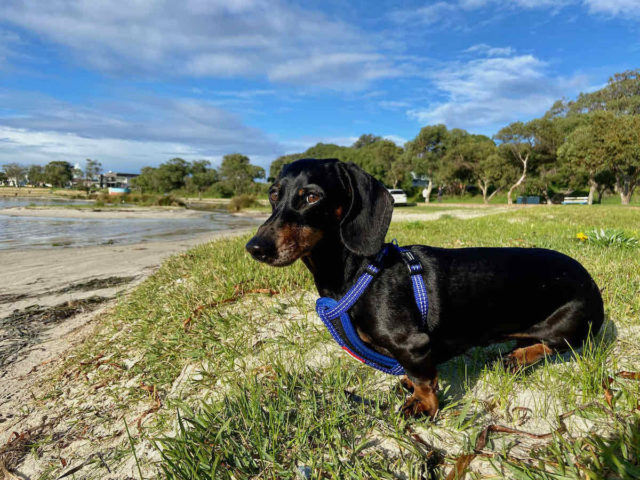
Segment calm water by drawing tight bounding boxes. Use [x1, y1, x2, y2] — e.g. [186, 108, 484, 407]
[0, 197, 260, 250]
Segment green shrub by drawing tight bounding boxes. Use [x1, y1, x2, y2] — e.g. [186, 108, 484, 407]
[228, 194, 259, 212]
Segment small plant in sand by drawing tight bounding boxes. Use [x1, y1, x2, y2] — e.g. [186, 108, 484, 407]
[228, 194, 259, 212]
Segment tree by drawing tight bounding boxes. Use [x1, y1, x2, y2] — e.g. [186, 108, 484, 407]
[2, 163, 26, 187]
[405, 125, 449, 203]
[494, 121, 536, 205]
[269, 153, 304, 182]
[440, 130, 498, 197]
[131, 166, 160, 192]
[568, 69, 640, 116]
[603, 114, 640, 205]
[373, 140, 405, 188]
[27, 165, 45, 187]
[219, 154, 265, 195]
[188, 160, 218, 199]
[558, 112, 640, 205]
[44, 161, 73, 187]
[73, 166, 83, 184]
[156, 158, 190, 192]
[476, 153, 513, 204]
[84, 159, 102, 189]
[557, 118, 605, 205]
[352, 134, 381, 149]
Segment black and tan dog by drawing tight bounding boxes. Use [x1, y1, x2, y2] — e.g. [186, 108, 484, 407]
[246, 158, 604, 418]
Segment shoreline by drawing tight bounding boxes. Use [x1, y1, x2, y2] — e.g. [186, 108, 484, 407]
[0, 227, 255, 444]
[0, 228, 255, 319]
[0, 205, 210, 219]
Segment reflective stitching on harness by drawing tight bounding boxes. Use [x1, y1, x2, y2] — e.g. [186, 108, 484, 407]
[316, 242, 429, 376]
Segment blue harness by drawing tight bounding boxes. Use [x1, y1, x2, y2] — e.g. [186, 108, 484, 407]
[315, 241, 428, 375]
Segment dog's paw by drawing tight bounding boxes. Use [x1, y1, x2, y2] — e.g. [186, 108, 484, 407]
[502, 353, 524, 373]
[400, 395, 437, 419]
[397, 375, 414, 393]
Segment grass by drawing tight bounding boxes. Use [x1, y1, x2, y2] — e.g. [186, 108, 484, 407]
[18, 206, 640, 479]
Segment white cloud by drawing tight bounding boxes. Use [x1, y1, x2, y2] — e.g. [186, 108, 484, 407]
[584, 0, 640, 17]
[406, 54, 587, 131]
[0, 90, 283, 169]
[269, 53, 398, 89]
[0, 28, 21, 66]
[383, 134, 408, 146]
[392, 0, 603, 26]
[281, 136, 359, 153]
[465, 44, 515, 57]
[460, 0, 573, 8]
[0, 126, 203, 171]
[0, 0, 395, 89]
[391, 2, 456, 25]
[379, 100, 411, 110]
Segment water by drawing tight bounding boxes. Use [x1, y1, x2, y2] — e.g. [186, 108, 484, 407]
[0, 197, 92, 209]
[0, 197, 260, 250]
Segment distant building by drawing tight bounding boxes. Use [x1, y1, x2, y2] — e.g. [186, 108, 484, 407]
[100, 171, 139, 189]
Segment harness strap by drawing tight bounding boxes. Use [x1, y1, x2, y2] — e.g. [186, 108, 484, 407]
[315, 242, 428, 376]
[394, 242, 429, 326]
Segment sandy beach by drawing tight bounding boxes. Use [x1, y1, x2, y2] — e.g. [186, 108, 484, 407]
[0, 228, 256, 443]
[0, 202, 266, 430]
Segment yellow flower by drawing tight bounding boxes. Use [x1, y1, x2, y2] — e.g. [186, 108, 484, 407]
[576, 232, 588, 241]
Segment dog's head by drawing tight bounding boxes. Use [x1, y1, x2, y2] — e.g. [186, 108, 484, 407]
[245, 158, 393, 266]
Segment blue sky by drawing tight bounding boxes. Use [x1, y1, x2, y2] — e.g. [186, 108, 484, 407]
[0, 0, 638, 172]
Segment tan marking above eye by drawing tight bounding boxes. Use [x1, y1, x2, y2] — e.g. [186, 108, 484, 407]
[298, 189, 304, 196]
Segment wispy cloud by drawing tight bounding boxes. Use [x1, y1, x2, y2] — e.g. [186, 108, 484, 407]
[0, 0, 397, 89]
[379, 100, 412, 110]
[465, 44, 515, 57]
[390, 2, 456, 25]
[406, 54, 588, 131]
[584, 0, 640, 18]
[390, 0, 626, 27]
[0, 90, 283, 168]
[0, 28, 21, 66]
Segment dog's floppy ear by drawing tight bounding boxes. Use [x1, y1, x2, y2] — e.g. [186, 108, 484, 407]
[337, 162, 394, 256]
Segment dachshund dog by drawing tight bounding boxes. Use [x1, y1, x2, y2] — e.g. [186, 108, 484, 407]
[246, 159, 604, 418]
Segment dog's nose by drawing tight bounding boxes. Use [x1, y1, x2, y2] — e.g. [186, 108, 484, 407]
[245, 236, 275, 262]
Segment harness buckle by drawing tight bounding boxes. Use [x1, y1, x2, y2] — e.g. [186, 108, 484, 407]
[399, 250, 423, 275]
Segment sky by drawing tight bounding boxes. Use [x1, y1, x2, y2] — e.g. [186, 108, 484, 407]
[0, 0, 638, 172]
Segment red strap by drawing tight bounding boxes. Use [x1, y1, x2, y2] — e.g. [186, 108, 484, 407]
[342, 346, 365, 363]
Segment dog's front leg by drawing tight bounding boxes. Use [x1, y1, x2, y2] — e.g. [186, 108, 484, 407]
[393, 332, 438, 419]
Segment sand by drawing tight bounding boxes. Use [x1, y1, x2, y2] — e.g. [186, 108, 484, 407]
[0, 228, 255, 444]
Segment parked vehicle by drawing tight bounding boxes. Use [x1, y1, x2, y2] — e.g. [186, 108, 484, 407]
[387, 189, 407, 205]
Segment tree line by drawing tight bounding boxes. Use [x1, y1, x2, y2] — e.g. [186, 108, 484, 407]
[131, 154, 265, 198]
[3, 69, 638, 205]
[270, 69, 640, 205]
[0, 154, 265, 199]
[1, 161, 85, 188]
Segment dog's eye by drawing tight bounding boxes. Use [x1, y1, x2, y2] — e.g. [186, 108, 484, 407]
[306, 193, 320, 204]
[269, 191, 278, 202]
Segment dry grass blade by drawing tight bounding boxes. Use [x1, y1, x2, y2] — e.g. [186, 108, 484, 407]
[445, 426, 489, 480]
[136, 399, 163, 430]
[603, 377, 614, 408]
